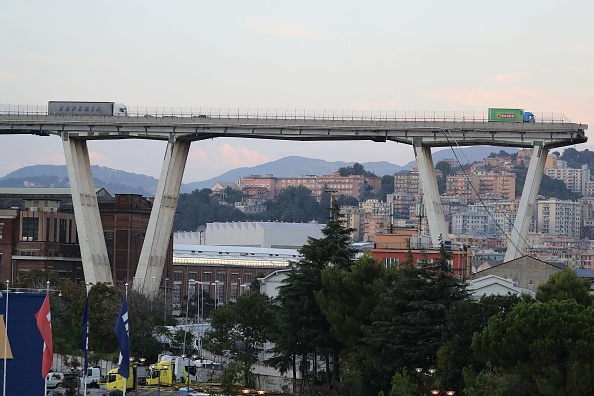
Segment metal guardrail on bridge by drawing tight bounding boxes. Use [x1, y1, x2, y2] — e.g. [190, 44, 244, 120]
[0, 104, 574, 123]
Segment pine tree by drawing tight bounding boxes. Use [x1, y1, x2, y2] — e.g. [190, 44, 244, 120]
[270, 202, 356, 391]
[365, 241, 468, 393]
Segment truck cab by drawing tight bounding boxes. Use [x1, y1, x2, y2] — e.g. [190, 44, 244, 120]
[523, 111, 535, 123]
[105, 367, 134, 391]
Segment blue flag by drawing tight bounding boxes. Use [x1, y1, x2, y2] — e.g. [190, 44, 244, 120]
[114, 297, 130, 378]
[81, 296, 89, 374]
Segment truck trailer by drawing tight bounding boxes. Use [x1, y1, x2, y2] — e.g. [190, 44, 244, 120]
[488, 108, 535, 123]
[48, 101, 128, 116]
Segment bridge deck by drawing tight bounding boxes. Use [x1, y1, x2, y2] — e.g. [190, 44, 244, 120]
[0, 114, 587, 148]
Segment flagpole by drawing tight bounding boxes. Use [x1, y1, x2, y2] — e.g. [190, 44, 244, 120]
[83, 282, 91, 396]
[3, 280, 9, 396]
[44, 281, 50, 396]
[122, 283, 128, 396]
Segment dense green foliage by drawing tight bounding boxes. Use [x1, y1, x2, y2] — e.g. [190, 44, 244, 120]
[536, 268, 593, 306]
[270, 204, 356, 391]
[338, 163, 377, 177]
[472, 300, 594, 395]
[174, 188, 247, 231]
[557, 147, 594, 169]
[204, 291, 275, 387]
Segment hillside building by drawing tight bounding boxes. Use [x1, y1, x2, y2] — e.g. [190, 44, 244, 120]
[242, 173, 382, 202]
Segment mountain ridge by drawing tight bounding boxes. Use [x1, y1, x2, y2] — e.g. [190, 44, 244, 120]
[0, 146, 516, 194]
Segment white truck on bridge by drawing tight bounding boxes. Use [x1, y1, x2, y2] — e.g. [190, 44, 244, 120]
[48, 101, 127, 116]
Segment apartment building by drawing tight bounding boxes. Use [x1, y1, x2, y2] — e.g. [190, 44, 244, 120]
[544, 164, 590, 194]
[242, 173, 382, 202]
[446, 172, 480, 202]
[536, 199, 584, 239]
[475, 168, 516, 201]
[394, 170, 421, 196]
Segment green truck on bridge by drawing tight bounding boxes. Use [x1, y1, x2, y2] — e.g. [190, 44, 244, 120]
[488, 108, 535, 123]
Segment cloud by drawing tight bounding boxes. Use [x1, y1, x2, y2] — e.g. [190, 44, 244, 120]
[566, 66, 594, 74]
[427, 88, 545, 107]
[357, 101, 401, 110]
[184, 143, 271, 180]
[493, 73, 524, 82]
[568, 44, 594, 53]
[247, 20, 333, 39]
[88, 151, 117, 168]
[12, 53, 65, 65]
[218, 144, 271, 168]
[0, 70, 16, 79]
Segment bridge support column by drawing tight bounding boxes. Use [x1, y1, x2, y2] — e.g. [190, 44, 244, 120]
[63, 137, 113, 285]
[413, 139, 449, 247]
[504, 143, 548, 262]
[135, 139, 190, 295]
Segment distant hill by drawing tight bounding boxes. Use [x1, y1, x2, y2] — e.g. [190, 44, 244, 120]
[180, 156, 406, 192]
[401, 146, 519, 169]
[0, 165, 158, 196]
[0, 146, 517, 195]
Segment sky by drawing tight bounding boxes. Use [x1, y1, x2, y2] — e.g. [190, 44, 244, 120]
[1, 0, 593, 183]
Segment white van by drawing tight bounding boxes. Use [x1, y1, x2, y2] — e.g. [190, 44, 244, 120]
[46, 372, 65, 388]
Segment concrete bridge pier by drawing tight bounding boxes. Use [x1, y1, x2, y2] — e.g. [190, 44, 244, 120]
[413, 139, 449, 247]
[134, 139, 190, 295]
[63, 137, 113, 285]
[504, 143, 548, 262]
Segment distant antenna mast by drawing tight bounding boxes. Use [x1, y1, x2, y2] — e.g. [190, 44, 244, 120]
[416, 202, 425, 236]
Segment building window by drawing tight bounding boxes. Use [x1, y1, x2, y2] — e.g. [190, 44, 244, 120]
[59, 219, 67, 242]
[382, 257, 399, 268]
[174, 271, 183, 282]
[22, 217, 39, 241]
[0, 222, 3, 240]
[172, 284, 181, 305]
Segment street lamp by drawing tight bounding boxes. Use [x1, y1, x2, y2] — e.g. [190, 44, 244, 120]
[164, 277, 169, 324]
[180, 353, 198, 392]
[182, 279, 196, 360]
[194, 281, 205, 355]
[150, 364, 162, 396]
[415, 368, 437, 396]
[211, 280, 220, 309]
[129, 357, 146, 395]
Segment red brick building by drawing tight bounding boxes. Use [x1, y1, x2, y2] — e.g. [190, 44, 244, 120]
[370, 231, 472, 279]
[0, 188, 172, 287]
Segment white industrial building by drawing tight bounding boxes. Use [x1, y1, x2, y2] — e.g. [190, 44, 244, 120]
[204, 221, 325, 249]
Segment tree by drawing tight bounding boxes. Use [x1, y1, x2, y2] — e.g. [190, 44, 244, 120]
[435, 161, 452, 178]
[472, 300, 594, 395]
[376, 175, 395, 201]
[536, 268, 593, 307]
[438, 294, 522, 391]
[87, 283, 121, 355]
[365, 243, 468, 394]
[204, 290, 274, 387]
[317, 254, 385, 349]
[261, 186, 326, 223]
[271, 203, 356, 392]
[338, 163, 377, 177]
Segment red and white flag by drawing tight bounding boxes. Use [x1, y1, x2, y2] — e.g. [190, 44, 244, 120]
[35, 294, 53, 378]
